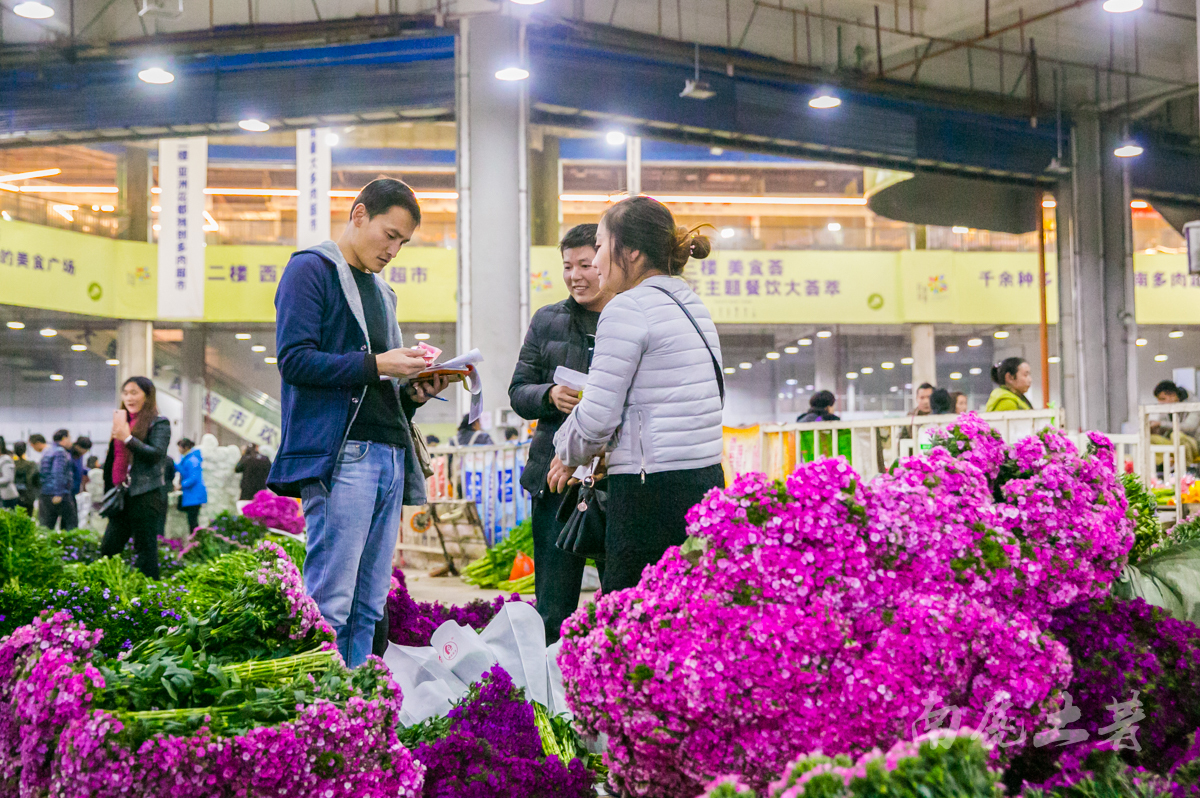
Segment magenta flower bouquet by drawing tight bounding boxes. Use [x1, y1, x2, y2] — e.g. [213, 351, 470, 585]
[559, 417, 1134, 797]
[241, 490, 305, 536]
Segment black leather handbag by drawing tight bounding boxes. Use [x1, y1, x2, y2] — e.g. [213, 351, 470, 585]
[555, 474, 607, 561]
[98, 482, 128, 519]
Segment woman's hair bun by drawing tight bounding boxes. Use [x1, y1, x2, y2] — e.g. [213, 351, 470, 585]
[667, 226, 712, 274]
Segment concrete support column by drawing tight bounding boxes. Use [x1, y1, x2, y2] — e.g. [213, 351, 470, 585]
[456, 14, 530, 424]
[116, 146, 149, 242]
[529, 132, 561, 247]
[911, 324, 937, 389]
[814, 330, 839, 404]
[116, 321, 153, 395]
[626, 135, 642, 196]
[180, 326, 206, 441]
[1061, 113, 1137, 433]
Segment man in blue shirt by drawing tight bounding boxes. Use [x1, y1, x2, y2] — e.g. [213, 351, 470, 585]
[39, 429, 77, 530]
[269, 178, 449, 667]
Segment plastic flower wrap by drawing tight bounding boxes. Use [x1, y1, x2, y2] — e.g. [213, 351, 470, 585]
[241, 490, 305, 536]
[560, 417, 1134, 797]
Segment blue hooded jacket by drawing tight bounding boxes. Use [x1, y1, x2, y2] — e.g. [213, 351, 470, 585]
[267, 241, 427, 504]
[178, 448, 207, 508]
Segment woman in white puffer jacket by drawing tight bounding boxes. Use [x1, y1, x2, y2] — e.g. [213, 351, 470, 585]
[555, 196, 725, 592]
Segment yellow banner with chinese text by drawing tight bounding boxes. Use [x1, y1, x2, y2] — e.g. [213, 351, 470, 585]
[1132, 253, 1200, 326]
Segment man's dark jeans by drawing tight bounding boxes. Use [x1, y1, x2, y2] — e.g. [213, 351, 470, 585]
[39, 494, 77, 531]
[531, 490, 603, 644]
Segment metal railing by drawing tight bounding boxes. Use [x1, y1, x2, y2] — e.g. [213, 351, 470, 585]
[1137, 401, 1200, 515]
[425, 442, 531, 545]
[758, 408, 1062, 482]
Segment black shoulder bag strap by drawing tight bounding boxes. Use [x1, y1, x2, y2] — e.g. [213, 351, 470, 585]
[648, 285, 725, 405]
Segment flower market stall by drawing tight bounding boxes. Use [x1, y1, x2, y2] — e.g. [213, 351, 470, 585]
[5, 414, 1200, 797]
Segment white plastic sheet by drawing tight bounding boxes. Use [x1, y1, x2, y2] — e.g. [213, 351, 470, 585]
[386, 600, 571, 725]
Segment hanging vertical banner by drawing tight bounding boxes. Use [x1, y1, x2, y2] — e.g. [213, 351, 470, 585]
[157, 137, 208, 319]
[296, 128, 332, 249]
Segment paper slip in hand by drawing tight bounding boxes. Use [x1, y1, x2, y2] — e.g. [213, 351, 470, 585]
[411, 349, 486, 424]
[554, 366, 588, 392]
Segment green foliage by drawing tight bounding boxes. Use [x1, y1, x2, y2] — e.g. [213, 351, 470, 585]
[1123, 474, 1165, 565]
[173, 549, 261, 612]
[1021, 748, 1178, 798]
[266, 533, 306, 571]
[0, 507, 64, 588]
[462, 519, 534, 588]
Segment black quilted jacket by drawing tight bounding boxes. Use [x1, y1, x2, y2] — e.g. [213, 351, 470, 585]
[508, 297, 599, 495]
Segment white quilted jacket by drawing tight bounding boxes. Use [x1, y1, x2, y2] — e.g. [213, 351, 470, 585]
[554, 275, 724, 476]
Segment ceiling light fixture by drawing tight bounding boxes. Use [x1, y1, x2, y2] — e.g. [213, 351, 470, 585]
[1042, 198, 1057, 209]
[74, 379, 88, 387]
[951, 226, 969, 234]
[881, 361, 895, 369]
[967, 338, 983, 347]
[861, 367, 874, 374]
[816, 330, 832, 339]
[901, 357, 914, 365]
[251, 345, 267, 352]
[798, 338, 813, 346]
[6, 321, 25, 329]
[724, 367, 735, 374]
[1048, 356, 1061, 363]
[100, 204, 115, 212]
[1102, 0, 1142, 11]
[809, 93, 841, 109]
[720, 227, 736, 239]
[52, 204, 77, 222]
[40, 328, 57, 337]
[325, 132, 340, 147]
[138, 66, 175, 84]
[1136, 338, 1148, 346]
[1131, 200, 1150, 209]
[827, 222, 842, 232]
[1155, 354, 1169, 362]
[106, 359, 120, 366]
[19, 186, 118, 194]
[494, 66, 530, 81]
[264, 356, 278, 364]
[846, 372, 858, 379]
[969, 367, 982, 375]
[739, 362, 752, 370]
[680, 41, 715, 100]
[605, 131, 627, 146]
[783, 346, 799, 354]
[14, 1, 54, 18]
[49, 374, 64, 381]
[238, 118, 270, 132]
[0, 168, 61, 182]
[945, 345, 960, 353]
[1114, 141, 1144, 158]
[235, 333, 252, 340]
[414, 333, 432, 341]
[950, 372, 963, 380]
[786, 378, 799, 386]
[1169, 330, 1184, 338]
[561, 193, 868, 206]
[71, 344, 87, 351]
[766, 351, 781, 360]
[994, 330, 1010, 339]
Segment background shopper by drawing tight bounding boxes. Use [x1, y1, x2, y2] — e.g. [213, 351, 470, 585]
[509, 223, 611, 643]
[796, 390, 840, 423]
[985, 357, 1034, 412]
[177, 438, 207, 533]
[39, 429, 77, 530]
[1150, 380, 1200, 464]
[235, 443, 271, 501]
[100, 376, 171, 578]
[0, 439, 17, 509]
[12, 442, 37, 516]
[555, 196, 724, 593]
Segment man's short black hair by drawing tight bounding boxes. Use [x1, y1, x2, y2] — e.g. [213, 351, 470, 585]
[559, 223, 598, 253]
[351, 178, 422, 225]
[13, 442, 26, 457]
[917, 383, 935, 392]
[810, 390, 836, 410]
[52, 429, 69, 443]
[74, 436, 92, 451]
[29, 434, 45, 445]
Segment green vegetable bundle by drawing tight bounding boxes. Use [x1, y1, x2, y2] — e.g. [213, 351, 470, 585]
[498, 573, 535, 594]
[1123, 473, 1166, 565]
[461, 519, 534, 588]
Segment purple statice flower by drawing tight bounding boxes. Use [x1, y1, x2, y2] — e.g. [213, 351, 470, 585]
[559, 418, 1134, 797]
[414, 665, 596, 798]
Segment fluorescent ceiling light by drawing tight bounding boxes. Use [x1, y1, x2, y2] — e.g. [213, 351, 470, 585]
[325, 132, 340, 147]
[50, 374, 64, 381]
[1102, 0, 1142, 11]
[1169, 330, 1184, 338]
[605, 131, 627, 146]
[494, 66, 530, 81]
[510, 0, 547, 4]
[1136, 338, 1148, 346]
[967, 338, 983, 347]
[951, 226, 969, 234]
[71, 344, 87, 351]
[235, 333, 252, 340]
[251, 345, 267, 352]
[6, 321, 25, 329]
[816, 330, 833, 339]
[264, 356, 278, 364]
[860, 367, 874, 374]
[798, 338, 813, 346]
[1042, 198, 1057, 209]
[106, 359, 120, 366]
[100, 204, 115, 212]
[1048, 356, 1061, 364]
[881, 362, 895, 369]
[809, 94, 841, 109]
[945, 345, 960, 353]
[14, 1, 54, 18]
[138, 66, 175, 84]
[74, 380, 88, 386]
[203, 210, 219, 232]
[994, 331, 1010, 339]
[739, 362, 752, 370]
[414, 333, 431, 340]
[901, 357, 914, 365]
[1155, 354, 1169, 362]
[238, 119, 270, 132]
[846, 372, 858, 379]
[783, 346, 799, 354]
[40, 328, 57, 337]
[950, 372, 963, 380]
[723, 367, 735, 374]
[20, 186, 119, 194]
[1131, 200, 1149, 209]
[827, 222, 841, 232]
[720, 227, 736, 239]
[766, 352, 781, 360]
[1114, 142, 1144, 158]
[785, 378, 798, 385]
[969, 367, 982, 375]
[0, 168, 61, 182]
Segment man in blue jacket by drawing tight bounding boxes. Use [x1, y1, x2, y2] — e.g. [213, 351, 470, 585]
[269, 178, 448, 667]
[176, 438, 206, 533]
[39, 429, 77, 530]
